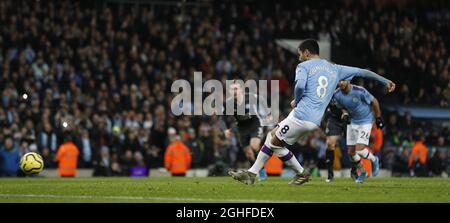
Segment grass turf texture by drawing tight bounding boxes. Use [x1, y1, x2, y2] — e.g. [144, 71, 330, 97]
[0, 177, 449, 203]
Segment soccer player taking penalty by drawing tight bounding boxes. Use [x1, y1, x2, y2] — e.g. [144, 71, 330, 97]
[229, 39, 395, 185]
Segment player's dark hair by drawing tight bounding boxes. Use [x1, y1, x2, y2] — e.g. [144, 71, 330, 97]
[298, 39, 320, 55]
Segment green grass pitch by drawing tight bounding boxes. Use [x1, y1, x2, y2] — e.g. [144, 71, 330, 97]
[0, 177, 449, 203]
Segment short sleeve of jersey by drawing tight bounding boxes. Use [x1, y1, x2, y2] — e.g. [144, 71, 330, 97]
[295, 64, 308, 89]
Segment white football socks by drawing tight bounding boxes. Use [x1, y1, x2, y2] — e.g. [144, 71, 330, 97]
[351, 154, 361, 162]
[280, 150, 304, 174]
[248, 146, 272, 174]
[356, 148, 376, 161]
[248, 133, 304, 175]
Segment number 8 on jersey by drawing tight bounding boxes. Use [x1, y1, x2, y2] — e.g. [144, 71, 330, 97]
[317, 76, 328, 98]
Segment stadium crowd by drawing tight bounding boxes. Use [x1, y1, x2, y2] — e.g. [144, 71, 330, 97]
[0, 0, 449, 177]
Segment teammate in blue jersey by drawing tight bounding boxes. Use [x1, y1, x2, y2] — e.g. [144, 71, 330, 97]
[334, 81, 384, 183]
[229, 39, 396, 185]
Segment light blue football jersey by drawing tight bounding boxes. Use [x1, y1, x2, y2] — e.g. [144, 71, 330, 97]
[333, 85, 375, 125]
[293, 58, 388, 125]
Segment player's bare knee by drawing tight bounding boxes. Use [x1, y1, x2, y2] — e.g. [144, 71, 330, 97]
[326, 141, 336, 151]
[326, 136, 338, 151]
[271, 134, 283, 147]
[347, 146, 356, 156]
[250, 138, 261, 151]
[355, 144, 365, 151]
[270, 128, 277, 137]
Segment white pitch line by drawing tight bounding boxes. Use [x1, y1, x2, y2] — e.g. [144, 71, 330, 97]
[0, 194, 300, 203]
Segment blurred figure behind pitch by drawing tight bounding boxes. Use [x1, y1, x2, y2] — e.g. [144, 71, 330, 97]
[56, 133, 80, 177]
[408, 129, 428, 177]
[0, 137, 20, 177]
[164, 128, 191, 177]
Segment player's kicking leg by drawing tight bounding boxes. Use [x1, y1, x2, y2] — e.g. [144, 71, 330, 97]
[239, 125, 267, 181]
[244, 137, 267, 181]
[229, 112, 316, 185]
[250, 137, 268, 181]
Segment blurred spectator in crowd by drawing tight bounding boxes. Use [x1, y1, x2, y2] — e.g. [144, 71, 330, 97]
[143, 142, 161, 169]
[38, 122, 58, 167]
[442, 127, 450, 145]
[428, 150, 447, 177]
[78, 129, 92, 168]
[381, 149, 395, 171]
[408, 130, 429, 177]
[93, 146, 112, 176]
[186, 128, 204, 169]
[129, 152, 148, 177]
[0, 137, 20, 176]
[120, 150, 134, 176]
[56, 134, 80, 177]
[209, 126, 231, 176]
[18, 140, 29, 157]
[392, 148, 411, 177]
[399, 112, 418, 133]
[110, 154, 123, 176]
[164, 128, 192, 176]
[384, 113, 402, 147]
[428, 136, 448, 177]
[426, 130, 441, 146]
[199, 122, 216, 169]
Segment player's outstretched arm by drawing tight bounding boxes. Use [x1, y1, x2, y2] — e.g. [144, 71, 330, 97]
[338, 65, 396, 93]
[358, 69, 396, 93]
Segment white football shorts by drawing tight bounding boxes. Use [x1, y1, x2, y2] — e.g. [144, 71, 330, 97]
[275, 111, 318, 145]
[346, 123, 373, 146]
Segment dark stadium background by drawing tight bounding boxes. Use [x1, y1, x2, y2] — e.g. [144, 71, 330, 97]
[0, 0, 449, 178]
